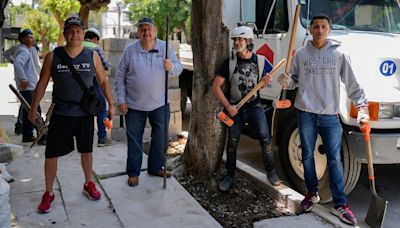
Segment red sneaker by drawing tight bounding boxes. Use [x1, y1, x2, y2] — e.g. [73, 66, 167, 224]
[83, 181, 101, 200]
[37, 191, 55, 213]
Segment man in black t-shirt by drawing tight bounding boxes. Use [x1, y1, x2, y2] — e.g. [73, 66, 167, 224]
[212, 25, 281, 191]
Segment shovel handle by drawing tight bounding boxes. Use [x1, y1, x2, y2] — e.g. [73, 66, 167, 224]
[361, 122, 378, 194]
[236, 58, 286, 110]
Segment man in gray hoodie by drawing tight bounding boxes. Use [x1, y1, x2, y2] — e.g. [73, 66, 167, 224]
[13, 29, 46, 144]
[277, 14, 369, 226]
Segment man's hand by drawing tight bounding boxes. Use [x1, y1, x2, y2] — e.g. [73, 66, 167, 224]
[107, 104, 117, 119]
[20, 80, 29, 90]
[28, 109, 41, 126]
[118, 103, 128, 115]
[261, 74, 273, 89]
[226, 104, 238, 117]
[164, 59, 172, 72]
[357, 106, 370, 125]
[277, 73, 291, 87]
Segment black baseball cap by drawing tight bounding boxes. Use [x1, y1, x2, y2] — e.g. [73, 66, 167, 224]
[18, 29, 33, 41]
[137, 17, 155, 27]
[64, 16, 84, 30]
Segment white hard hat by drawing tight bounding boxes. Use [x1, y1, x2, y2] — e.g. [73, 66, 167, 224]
[231, 25, 254, 39]
[85, 28, 101, 39]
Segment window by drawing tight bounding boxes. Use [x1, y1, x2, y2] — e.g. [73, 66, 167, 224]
[255, 0, 289, 34]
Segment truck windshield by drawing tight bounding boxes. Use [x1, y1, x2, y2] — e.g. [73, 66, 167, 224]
[300, 0, 400, 34]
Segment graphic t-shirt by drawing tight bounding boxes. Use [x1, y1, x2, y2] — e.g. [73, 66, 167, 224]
[217, 53, 261, 110]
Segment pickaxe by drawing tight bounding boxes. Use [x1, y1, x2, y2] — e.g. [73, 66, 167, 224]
[9, 84, 55, 148]
[218, 58, 286, 127]
[273, 4, 301, 109]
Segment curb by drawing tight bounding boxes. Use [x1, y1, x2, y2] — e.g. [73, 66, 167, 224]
[233, 157, 359, 228]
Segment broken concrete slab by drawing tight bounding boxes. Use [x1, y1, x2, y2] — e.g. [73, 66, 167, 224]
[100, 174, 222, 228]
[0, 143, 23, 163]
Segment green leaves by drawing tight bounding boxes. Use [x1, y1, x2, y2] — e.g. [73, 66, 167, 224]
[124, 0, 191, 40]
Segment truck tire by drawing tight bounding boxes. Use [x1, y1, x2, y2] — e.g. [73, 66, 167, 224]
[278, 114, 361, 203]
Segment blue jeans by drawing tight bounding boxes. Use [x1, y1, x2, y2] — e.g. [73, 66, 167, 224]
[297, 111, 346, 206]
[94, 85, 107, 141]
[20, 90, 41, 137]
[125, 105, 170, 177]
[226, 106, 271, 176]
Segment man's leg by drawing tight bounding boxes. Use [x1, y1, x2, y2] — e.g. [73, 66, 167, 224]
[125, 109, 147, 178]
[318, 115, 357, 225]
[38, 157, 58, 213]
[245, 107, 280, 186]
[147, 105, 170, 175]
[94, 86, 108, 145]
[218, 112, 243, 191]
[44, 158, 58, 192]
[297, 111, 320, 212]
[15, 106, 23, 135]
[81, 153, 93, 184]
[20, 90, 35, 141]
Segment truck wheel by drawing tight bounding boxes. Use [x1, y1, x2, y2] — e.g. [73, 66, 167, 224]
[279, 115, 361, 203]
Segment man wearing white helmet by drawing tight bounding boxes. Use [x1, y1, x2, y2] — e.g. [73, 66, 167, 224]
[212, 25, 281, 191]
[83, 28, 113, 147]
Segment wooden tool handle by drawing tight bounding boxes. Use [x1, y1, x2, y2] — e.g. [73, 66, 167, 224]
[236, 58, 286, 110]
[285, 4, 301, 74]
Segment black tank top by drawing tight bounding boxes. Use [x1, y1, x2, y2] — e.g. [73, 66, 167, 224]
[51, 47, 95, 116]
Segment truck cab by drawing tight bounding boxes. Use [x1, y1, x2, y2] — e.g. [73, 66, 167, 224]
[224, 0, 400, 202]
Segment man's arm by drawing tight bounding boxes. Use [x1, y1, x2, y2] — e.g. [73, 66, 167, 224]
[14, 49, 30, 88]
[95, 47, 112, 71]
[212, 75, 237, 117]
[165, 46, 183, 76]
[94, 52, 116, 119]
[28, 52, 52, 124]
[114, 46, 130, 114]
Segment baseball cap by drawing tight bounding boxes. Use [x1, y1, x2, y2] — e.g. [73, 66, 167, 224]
[137, 17, 155, 27]
[18, 29, 33, 41]
[85, 28, 101, 39]
[64, 16, 84, 30]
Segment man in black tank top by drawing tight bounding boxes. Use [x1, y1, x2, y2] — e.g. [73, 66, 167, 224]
[28, 16, 116, 214]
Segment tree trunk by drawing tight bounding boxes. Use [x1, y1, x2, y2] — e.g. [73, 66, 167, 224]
[57, 20, 65, 46]
[79, 4, 90, 29]
[182, 0, 229, 178]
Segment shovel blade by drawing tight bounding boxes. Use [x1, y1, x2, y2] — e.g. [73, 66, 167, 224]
[365, 195, 388, 228]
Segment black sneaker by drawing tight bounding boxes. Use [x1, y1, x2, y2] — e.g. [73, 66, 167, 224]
[300, 192, 320, 212]
[22, 135, 36, 143]
[218, 175, 234, 192]
[267, 171, 281, 186]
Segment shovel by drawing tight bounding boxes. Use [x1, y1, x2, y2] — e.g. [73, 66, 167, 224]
[360, 122, 387, 228]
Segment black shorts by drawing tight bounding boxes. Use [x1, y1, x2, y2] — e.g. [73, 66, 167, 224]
[45, 114, 94, 158]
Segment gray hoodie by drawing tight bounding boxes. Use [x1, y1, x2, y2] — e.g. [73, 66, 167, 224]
[287, 39, 367, 114]
[13, 44, 40, 91]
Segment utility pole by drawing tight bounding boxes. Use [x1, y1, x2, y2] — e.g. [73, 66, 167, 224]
[117, 2, 121, 38]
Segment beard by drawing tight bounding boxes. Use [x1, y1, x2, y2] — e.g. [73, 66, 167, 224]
[234, 45, 246, 53]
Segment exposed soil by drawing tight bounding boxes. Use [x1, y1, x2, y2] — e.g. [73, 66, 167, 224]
[175, 167, 293, 228]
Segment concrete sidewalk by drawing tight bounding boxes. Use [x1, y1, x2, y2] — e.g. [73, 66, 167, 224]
[7, 143, 221, 228]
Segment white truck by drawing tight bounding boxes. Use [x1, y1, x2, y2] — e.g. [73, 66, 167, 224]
[204, 0, 400, 202]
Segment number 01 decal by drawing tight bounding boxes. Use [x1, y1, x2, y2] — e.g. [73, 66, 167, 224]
[380, 60, 397, 76]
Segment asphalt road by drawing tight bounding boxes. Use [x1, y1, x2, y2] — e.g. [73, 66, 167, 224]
[236, 135, 400, 228]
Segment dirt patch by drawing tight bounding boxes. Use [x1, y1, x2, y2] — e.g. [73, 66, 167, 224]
[175, 168, 293, 228]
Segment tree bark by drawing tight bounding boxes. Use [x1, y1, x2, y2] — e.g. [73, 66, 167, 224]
[183, 0, 229, 178]
[57, 20, 65, 46]
[79, 4, 90, 29]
